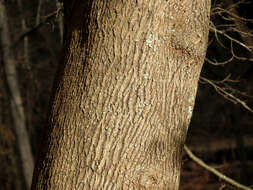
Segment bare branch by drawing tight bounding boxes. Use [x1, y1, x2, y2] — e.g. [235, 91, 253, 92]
[210, 22, 253, 53]
[205, 56, 234, 66]
[184, 145, 253, 190]
[200, 76, 253, 114]
[231, 41, 253, 62]
[231, 27, 253, 38]
[13, 7, 62, 47]
[213, 7, 253, 22]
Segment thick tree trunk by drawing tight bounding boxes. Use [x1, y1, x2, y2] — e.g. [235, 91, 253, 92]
[32, 0, 211, 189]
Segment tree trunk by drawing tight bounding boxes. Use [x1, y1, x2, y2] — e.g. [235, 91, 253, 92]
[36, 0, 42, 26]
[31, 0, 211, 189]
[55, 0, 64, 45]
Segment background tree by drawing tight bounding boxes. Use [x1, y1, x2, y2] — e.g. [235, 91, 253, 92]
[0, 1, 34, 190]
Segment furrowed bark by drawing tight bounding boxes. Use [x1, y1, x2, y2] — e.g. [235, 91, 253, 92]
[31, 1, 211, 189]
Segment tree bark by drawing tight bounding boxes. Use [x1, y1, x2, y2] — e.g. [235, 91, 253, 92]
[31, 0, 211, 189]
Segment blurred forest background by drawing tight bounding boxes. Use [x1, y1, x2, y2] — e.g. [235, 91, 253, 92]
[0, 0, 253, 190]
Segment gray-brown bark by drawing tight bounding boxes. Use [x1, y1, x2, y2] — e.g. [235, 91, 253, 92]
[31, 0, 211, 189]
[0, 1, 34, 190]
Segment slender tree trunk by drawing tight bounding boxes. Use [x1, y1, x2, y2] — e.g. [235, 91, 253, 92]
[31, 0, 211, 189]
[0, 2, 34, 190]
[17, 0, 35, 142]
[17, 0, 30, 66]
[36, 0, 42, 26]
[55, 0, 64, 45]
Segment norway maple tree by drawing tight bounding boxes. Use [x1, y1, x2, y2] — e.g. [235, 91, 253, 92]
[31, 0, 211, 189]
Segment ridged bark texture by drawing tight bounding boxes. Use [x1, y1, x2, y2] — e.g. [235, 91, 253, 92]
[32, 0, 211, 189]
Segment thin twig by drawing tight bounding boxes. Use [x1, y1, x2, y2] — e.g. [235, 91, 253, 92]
[184, 145, 253, 190]
[214, 7, 253, 22]
[210, 22, 253, 53]
[200, 76, 253, 114]
[205, 56, 234, 66]
[13, 7, 62, 47]
[231, 41, 253, 62]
